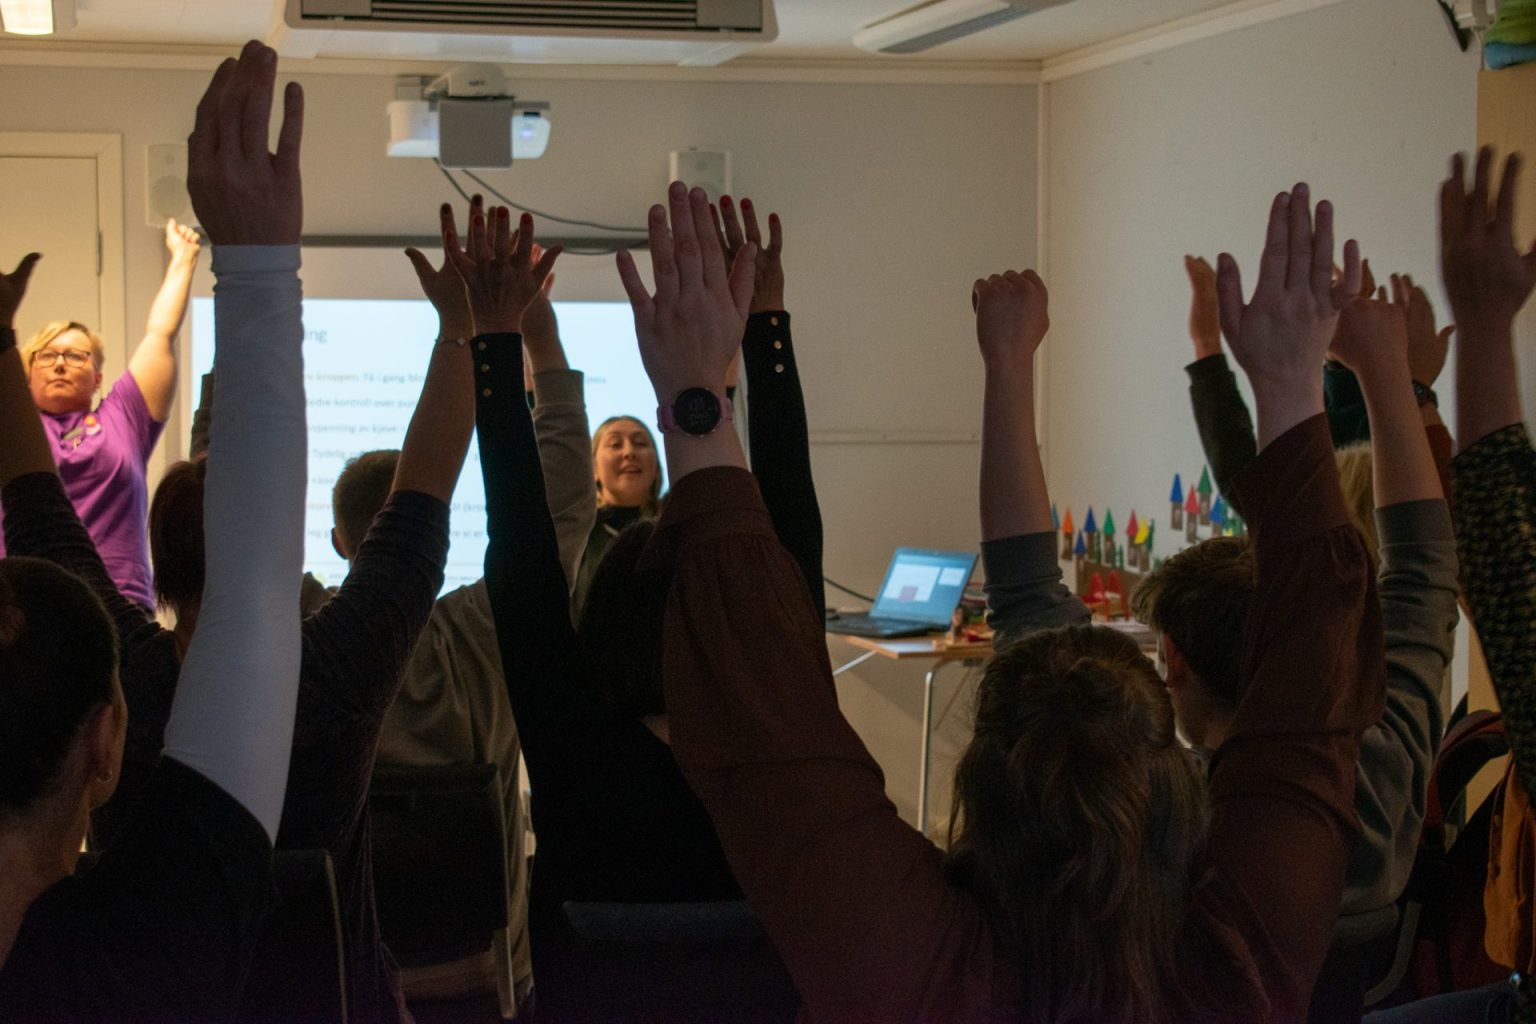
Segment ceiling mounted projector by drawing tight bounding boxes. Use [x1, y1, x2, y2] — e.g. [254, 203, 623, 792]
[388, 68, 550, 168]
[854, 0, 1075, 55]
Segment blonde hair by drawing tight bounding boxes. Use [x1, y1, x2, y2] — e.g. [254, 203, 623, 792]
[592, 415, 662, 517]
[1334, 442, 1379, 558]
[23, 321, 106, 372]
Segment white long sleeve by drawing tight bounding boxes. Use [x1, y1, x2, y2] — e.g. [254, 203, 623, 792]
[161, 245, 306, 841]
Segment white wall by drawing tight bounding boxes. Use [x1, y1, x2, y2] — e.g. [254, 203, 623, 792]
[1041, 0, 1480, 546]
[0, 61, 1036, 821]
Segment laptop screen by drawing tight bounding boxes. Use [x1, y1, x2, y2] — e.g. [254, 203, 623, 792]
[869, 548, 978, 627]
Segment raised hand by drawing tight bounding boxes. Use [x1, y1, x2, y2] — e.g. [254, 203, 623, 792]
[1389, 272, 1453, 386]
[973, 269, 1049, 374]
[0, 253, 40, 328]
[1185, 255, 1221, 359]
[187, 41, 303, 246]
[1440, 148, 1536, 340]
[1217, 183, 1361, 447]
[165, 219, 202, 264]
[443, 203, 561, 336]
[617, 181, 756, 402]
[1329, 287, 1410, 388]
[521, 246, 560, 346]
[405, 200, 478, 342]
[713, 196, 785, 314]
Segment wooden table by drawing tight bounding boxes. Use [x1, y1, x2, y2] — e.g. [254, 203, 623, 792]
[829, 633, 993, 835]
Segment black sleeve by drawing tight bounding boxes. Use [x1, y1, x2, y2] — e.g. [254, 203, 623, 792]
[742, 311, 826, 620]
[189, 370, 215, 460]
[474, 333, 588, 796]
[0, 758, 276, 1023]
[301, 489, 449, 723]
[1, 471, 176, 841]
[1186, 354, 1257, 518]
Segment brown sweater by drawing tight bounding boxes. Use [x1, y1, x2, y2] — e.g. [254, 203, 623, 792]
[651, 414, 1383, 1023]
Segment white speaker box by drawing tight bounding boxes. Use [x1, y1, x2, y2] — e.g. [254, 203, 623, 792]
[669, 150, 732, 200]
[145, 144, 193, 228]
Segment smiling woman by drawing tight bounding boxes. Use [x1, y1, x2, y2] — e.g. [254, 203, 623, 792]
[0, 219, 201, 609]
[571, 413, 663, 615]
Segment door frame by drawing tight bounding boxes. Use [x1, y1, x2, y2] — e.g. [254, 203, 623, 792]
[0, 133, 126, 367]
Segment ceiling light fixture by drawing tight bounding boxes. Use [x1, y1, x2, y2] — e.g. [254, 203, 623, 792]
[0, 0, 76, 36]
[854, 0, 1074, 55]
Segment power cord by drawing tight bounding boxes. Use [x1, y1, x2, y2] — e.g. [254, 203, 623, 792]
[825, 576, 875, 605]
[434, 161, 645, 255]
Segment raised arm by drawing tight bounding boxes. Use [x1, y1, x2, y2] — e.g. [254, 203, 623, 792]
[1209, 184, 1383, 1017]
[160, 43, 308, 840]
[127, 219, 201, 422]
[0, 254, 55, 482]
[1183, 255, 1256, 514]
[974, 269, 1088, 650]
[522, 261, 597, 590]
[626, 184, 985, 1022]
[716, 197, 826, 618]
[1326, 281, 1458, 912]
[1443, 147, 1536, 799]
[453, 204, 594, 785]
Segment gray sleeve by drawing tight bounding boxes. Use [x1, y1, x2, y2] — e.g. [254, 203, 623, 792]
[531, 368, 596, 592]
[1343, 498, 1459, 915]
[161, 244, 306, 842]
[983, 532, 1091, 653]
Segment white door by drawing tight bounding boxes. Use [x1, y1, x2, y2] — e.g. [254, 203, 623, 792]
[0, 156, 103, 360]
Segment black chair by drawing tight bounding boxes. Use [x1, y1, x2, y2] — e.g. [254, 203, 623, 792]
[368, 763, 509, 971]
[237, 849, 349, 1024]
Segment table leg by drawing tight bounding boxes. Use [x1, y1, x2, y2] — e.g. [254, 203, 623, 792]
[917, 662, 942, 836]
[831, 648, 880, 678]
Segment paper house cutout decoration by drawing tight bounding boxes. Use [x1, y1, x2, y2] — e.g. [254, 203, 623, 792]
[1197, 468, 1214, 525]
[1170, 474, 1185, 531]
[1061, 508, 1075, 561]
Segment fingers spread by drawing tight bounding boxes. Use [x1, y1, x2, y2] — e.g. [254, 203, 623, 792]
[741, 198, 763, 248]
[720, 195, 746, 254]
[767, 212, 783, 256]
[1496, 152, 1522, 241]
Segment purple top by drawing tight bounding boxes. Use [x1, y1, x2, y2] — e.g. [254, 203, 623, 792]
[0, 371, 164, 607]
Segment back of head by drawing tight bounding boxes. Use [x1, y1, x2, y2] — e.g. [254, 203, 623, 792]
[150, 459, 208, 617]
[0, 558, 118, 814]
[332, 450, 400, 555]
[946, 625, 1209, 1023]
[1131, 536, 1254, 708]
[576, 519, 669, 719]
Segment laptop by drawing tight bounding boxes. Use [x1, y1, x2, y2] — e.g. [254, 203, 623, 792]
[827, 548, 979, 639]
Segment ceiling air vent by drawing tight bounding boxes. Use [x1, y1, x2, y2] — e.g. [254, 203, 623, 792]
[278, 0, 775, 65]
[854, 0, 1076, 55]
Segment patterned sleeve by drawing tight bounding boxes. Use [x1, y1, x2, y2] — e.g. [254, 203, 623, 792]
[1451, 423, 1536, 800]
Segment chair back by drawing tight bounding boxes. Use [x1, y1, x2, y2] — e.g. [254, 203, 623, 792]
[368, 762, 508, 968]
[237, 848, 349, 1024]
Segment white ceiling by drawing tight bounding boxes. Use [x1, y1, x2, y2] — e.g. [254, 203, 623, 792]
[26, 0, 1244, 63]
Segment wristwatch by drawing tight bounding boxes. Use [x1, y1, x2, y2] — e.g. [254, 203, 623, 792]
[658, 387, 734, 437]
[1412, 380, 1439, 408]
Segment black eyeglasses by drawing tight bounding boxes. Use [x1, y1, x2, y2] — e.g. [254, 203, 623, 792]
[34, 349, 93, 369]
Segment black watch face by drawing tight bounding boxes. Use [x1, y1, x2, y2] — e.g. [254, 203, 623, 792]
[673, 387, 722, 436]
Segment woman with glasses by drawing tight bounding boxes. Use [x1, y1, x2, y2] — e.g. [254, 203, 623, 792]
[0, 219, 200, 609]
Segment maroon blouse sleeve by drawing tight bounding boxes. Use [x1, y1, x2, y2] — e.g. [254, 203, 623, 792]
[646, 467, 997, 1023]
[1203, 414, 1384, 1018]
